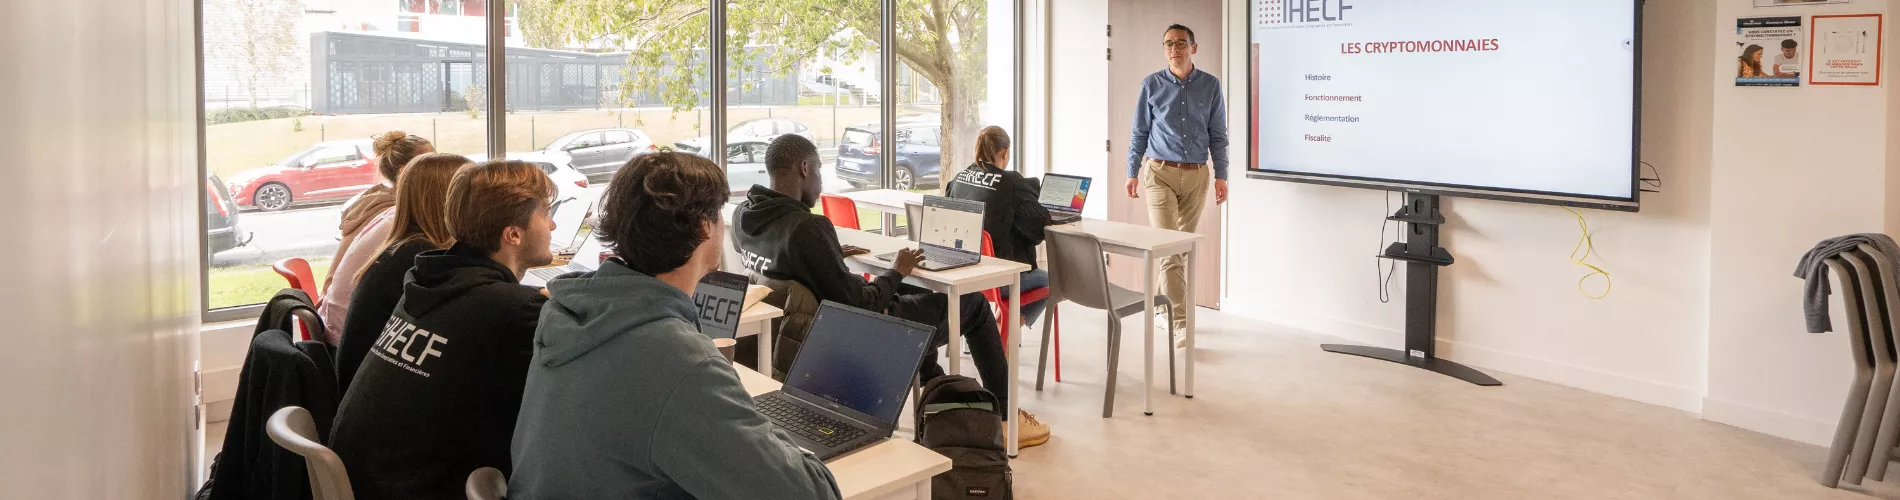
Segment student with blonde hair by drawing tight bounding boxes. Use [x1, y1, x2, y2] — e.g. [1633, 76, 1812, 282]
[317, 130, 433, 341]
[331, 152, 469, 391]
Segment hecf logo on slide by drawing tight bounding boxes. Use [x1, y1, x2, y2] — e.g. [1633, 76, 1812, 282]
[1262, 0, 1352, 25]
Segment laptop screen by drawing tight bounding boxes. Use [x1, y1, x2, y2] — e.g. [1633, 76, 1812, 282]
[1038, 173, 1092, 211]
[921, 196, 984, 252]
[549, 200, 594, 251]
[692, 271, 750, 339]
[783, 302, 935, 424]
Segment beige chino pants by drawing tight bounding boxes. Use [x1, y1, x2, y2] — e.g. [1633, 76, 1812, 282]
[1138, 157, 1208, 332]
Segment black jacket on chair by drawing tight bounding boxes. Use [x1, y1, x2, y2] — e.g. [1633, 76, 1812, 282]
[942, 162, 1050, 269]
[198, 289, 342, 500]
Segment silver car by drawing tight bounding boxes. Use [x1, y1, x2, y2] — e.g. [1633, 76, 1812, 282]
[542, 128, 658, 181]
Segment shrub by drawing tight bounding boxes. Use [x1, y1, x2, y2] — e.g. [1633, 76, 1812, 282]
[207, 105, 311, 126]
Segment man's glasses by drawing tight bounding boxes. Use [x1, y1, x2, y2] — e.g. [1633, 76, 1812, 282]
[1163, 41, 1195, 50]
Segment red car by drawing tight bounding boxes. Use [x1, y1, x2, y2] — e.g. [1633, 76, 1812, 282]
[227, 139, 378, 211]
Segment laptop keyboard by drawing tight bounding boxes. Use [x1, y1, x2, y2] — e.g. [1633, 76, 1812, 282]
[876, 246, 979, 270]
[529, 265, 578, 282]
[757, 394, 867, 448]
[1049, 209, 1081, 224]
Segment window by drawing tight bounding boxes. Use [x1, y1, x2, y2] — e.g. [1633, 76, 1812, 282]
[199, 0, 1018, 317]
[603, 130, 634, 146]
[201, 0, 486, 314]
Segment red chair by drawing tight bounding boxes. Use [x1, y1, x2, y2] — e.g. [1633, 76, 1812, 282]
[272, 257, 322, 341]
[820, 194, 861, 230]
[981, 232, 1062, 381]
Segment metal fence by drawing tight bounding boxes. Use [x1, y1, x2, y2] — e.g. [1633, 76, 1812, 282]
[310, 31, 800, 115]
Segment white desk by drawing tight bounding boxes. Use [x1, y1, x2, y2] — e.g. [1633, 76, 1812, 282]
[738, 302, 784, 375]
[735, 366, 951, 500]
[840, 189, 924, 236]
[723, 201, 1032, 457]
[1044, 219, 1203, 413]
[832, 229, 1029, 457]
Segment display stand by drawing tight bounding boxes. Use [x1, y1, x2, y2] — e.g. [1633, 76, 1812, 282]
[1320, 193, 1502, 386]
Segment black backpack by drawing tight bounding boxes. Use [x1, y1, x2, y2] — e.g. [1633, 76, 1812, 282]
[915, 375, 1012, 500]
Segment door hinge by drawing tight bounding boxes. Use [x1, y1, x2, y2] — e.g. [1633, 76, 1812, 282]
[1105, 140, 1111, 151]
[1107, 48, 1112, 60]
[1107, 25, 1112, 37]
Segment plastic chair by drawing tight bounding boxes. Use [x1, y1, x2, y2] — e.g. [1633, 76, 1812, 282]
[979, 231, 1058, 380]
[272, 257, 323, 341]
[466, 467, 507, 500]
[1823, 256, 1879, 488]
[266, 406, 356, 500]
[1856, 245, 1900, 481]
[1036, 229, 1174, 418]
[820, 193, 861, 230]
[1841, 249, 1895, 484]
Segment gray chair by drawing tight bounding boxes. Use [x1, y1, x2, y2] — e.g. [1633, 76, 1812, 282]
[466, 467, 507, 500]
[1858, 245, 1900, 481]
[1841, 249, 1895, 484]
[905, 202, 924, 242]
[1036, 229, 1174, 418]
[265, 406, 355, 500]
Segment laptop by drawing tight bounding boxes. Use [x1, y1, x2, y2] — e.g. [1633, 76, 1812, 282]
[875, 196, 984, 272]
[1038, 173, 1092, 225]
[692, 271, 750, 339]
[522, 202, 598, 288]
[754, 301, 935, 461]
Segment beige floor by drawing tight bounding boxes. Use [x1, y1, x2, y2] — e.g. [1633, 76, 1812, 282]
[998, 305, 1900, 499]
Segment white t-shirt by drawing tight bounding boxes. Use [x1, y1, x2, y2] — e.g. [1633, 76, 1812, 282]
[1774, 53, 1800, 75]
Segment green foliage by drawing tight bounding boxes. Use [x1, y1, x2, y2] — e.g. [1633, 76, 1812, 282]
[206, 105, 311, 126]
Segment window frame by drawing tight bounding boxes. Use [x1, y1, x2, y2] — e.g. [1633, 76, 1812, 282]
[199, 0, 1026, 320]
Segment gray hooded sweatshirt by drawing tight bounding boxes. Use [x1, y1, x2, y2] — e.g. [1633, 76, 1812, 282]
[508, 259, 840, 500]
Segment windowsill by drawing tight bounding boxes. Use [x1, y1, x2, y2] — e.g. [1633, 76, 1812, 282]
[200, 319, 259, 424]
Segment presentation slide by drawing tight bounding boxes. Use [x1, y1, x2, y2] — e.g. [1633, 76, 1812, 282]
[1250, 0, 1637, 201]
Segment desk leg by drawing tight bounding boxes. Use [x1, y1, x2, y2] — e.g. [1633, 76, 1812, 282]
[1183, 248, 1195, 398]
[947, 289, 962, 376]
[1007, 274, 1021, 458]
[883, 212, 898, 237]
[914, 479, 930, 500]
[758, 320, 774, 377]
[1142, 249, 1155, 417]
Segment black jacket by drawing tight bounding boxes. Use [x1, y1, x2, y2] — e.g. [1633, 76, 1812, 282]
[731, 186, 903, 312]
[327, 243, 547, 500]
[335, 238, 435, 393]
[943, 162, 1050, 269]
[199, 289, 340, 500]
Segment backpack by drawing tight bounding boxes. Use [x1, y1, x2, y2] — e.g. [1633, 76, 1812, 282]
[915, 375, 1012, 500]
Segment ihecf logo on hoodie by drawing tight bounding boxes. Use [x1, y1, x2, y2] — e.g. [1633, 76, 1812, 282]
[371, 312, 449, 377]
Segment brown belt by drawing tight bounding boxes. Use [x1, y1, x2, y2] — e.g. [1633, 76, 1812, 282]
[1146, 157, 1204, 170]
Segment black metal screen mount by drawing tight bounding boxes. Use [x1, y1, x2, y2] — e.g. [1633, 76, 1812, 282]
[1321, 193, 1502, 386]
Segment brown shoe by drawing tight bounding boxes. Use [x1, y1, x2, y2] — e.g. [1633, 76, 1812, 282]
[1017, 410, 1051, 449]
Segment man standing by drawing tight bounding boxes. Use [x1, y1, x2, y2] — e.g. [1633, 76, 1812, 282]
[1127, 23, 1228, 346]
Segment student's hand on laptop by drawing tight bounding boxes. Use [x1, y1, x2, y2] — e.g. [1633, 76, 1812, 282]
[840, 244, 871, 257]
[892, 248, 925, 277]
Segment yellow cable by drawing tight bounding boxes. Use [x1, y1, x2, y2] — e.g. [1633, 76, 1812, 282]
[1563, 207, 1611, 299]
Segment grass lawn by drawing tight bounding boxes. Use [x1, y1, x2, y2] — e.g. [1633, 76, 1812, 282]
[208, 261, 331, 310]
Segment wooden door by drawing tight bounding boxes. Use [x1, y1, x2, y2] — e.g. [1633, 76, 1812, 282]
[1106, 0, 1223, 310]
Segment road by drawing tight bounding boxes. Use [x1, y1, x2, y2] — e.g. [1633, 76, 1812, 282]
[213, 149, 855, 268]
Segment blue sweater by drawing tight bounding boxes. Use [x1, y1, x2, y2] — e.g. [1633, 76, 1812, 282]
[508, 259, 840, 500]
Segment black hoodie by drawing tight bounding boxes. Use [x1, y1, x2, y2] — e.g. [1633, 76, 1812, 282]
[328, 243, 547, 500]
[942, 162, 1050, 269]
[335, 238, 436, 393]
[731, 186, 902, 311]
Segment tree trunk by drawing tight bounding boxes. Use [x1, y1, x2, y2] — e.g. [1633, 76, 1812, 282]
[936, 78, 984, 176]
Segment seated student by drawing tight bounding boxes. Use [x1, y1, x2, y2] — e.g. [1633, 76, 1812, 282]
[730, 135, 1052, 449]
[509, 153, 841, 500]
[320, 130, 434, 344]
[942, 126, 1053, 327]
[332, 153, 469, 392]
[328, 160, 557, 500]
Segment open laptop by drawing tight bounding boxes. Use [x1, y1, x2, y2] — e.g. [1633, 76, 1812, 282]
[692, 271, 750, 339]
[522, 201, 598, 287]
[1038, 173, 1092, 225]
[754, 301, 935, 461]
[875, 196, 984, 272]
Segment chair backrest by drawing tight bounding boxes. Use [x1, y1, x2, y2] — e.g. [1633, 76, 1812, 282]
[1860, 244, 1900, 358]
[905, 202, 924, 242]
[273, 257, 323, 305]
[266, 406, 356, 500]
[1845, 250, 1896, 367]
[1042, 229, 1114, 312]
[466, 467, 507, 500]
[820, 194, 860, 230]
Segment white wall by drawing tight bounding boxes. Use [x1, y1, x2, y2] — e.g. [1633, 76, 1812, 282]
[1703, 0, 1894, 446]
[1216, 0, 1717, 414]
[0, 0, 201, 495]
[1049, 0, 1110, 220]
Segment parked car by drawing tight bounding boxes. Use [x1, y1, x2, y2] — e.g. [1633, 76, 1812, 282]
[227, 139, 377, 212]
[541, 128, 658, 181]
[834, 117, 943, 190]
[681, 139, 776, 195]
[670, 118, 816, 157]
[206, 174, 250, 255]
[466, 151, 593, 208]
